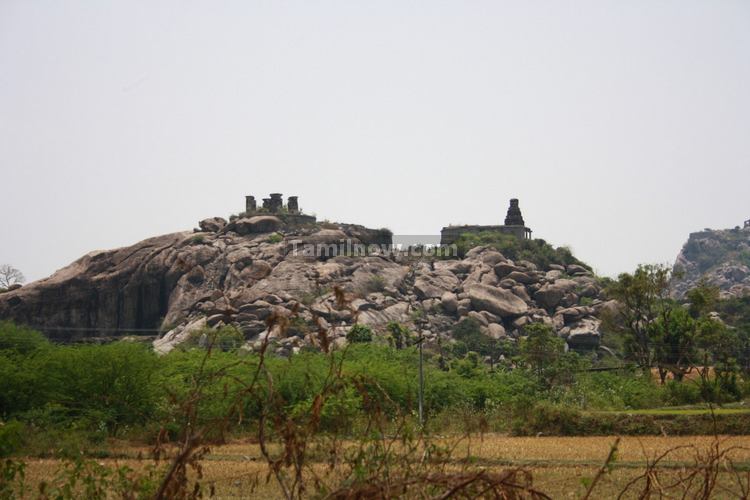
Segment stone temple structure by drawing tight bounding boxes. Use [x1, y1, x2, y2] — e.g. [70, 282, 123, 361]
[745, 219, 750, 229]
[244, 193, 316, 225]
[440, 198, 533, 246]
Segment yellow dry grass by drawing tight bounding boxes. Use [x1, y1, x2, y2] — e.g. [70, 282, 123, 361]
[14, 434, 750, 498]
[106, 434, 750, 465]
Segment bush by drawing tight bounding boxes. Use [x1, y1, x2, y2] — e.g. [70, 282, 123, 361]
[18, 342, 160, 434]
[346, 324, 373, 344]
[566, 371, 665, 410]
[267, 232, 283, 243]
[184, 326, 245, 352]
[387, 322, 411, 349]
[0, 322, 49, 356]
[512, 402, 586, 436]
[664, 380, 702, 406]
[452, 231, 590, 270]
[0, 421, 24, 457]
[450, 319, 502, 360]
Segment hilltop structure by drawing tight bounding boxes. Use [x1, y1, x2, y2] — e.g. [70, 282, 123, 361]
[243, 193, 316, 226]
[745, 219, 750, 229]
[0, 193, 606, 352]
[440, 198, 533, 246]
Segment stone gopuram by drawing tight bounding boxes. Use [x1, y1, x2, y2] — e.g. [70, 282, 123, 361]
[440, 198, 533, 246]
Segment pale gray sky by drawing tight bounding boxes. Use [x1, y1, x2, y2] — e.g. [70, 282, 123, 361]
[1, 1, 748, 282]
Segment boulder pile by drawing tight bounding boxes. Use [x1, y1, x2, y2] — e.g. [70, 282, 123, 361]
[0, 216, 613, 355]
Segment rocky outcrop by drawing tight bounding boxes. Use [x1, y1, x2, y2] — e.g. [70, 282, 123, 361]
[0, 219, 609, 353]
[671, 226, 750, 299]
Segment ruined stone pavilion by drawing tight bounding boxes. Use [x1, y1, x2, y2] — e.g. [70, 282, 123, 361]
[440, 198, 533, 246]
[243, 193, 317, 226]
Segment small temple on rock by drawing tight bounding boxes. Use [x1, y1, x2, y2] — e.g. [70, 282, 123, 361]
[440, 198, 533, 246]
[744, 219, 750, 229]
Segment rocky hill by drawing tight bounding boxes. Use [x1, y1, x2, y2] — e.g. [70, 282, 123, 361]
[671, 225, 750, 299]
[0, 214, 612, 355]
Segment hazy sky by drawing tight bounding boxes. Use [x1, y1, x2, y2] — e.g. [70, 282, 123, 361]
[1, 1, 748, 282]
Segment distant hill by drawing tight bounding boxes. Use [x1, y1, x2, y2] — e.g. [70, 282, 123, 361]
[671, 224, 750, 299]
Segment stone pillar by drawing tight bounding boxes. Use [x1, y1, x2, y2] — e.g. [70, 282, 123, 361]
[287, 196, 299, 214]
[269, 193, 283, 212]
[262, 198, 271, 210]
[245, 196, 256, 213]
[504, 198, 525, 226]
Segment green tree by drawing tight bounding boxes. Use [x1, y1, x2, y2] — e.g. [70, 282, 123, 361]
[386, 322, 411, 349]
[686, 282, 720, 319]
[693, 316, 742, 402]
[652, 283, 722, 384]
[517, 323, 580, 387]
[651, 305, 697, 383]
[606, 264, 672, 370]
[450, 318, 503, 365]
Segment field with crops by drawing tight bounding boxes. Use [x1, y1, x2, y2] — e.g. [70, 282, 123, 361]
[14, 434, 750, 498]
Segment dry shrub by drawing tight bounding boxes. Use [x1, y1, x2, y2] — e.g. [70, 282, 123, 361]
[616, 435, 750, 499]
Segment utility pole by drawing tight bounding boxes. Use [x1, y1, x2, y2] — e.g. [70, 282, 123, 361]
[407, 261, 429, 429]
[418, 331, 424, 427]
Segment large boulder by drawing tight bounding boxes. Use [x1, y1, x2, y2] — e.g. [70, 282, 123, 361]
[414, 270, 460, 299]
[494, 262, 522, 279]
[441, 292, 458, 314]
[467, 284, 528, 318]
[357, 302, 411, 326]
[566, 264, 591, 276]
[153, 316, 207, 355]
[558, 306, 593, 323]
[480, 251, 506, 266]
[235, 216, 283, 235]
[534, 284, 566, 310]
[301, 229, 348, 246]
[241, 261, 273, 280]
[198, 217, 227, 233]
[534, 279, 578, 310]
[486, 322, 507, 339]
[348, 257, 408, 293]
[0, 232, 192, 338]
[506, 271, 537, 285]
[565, 318, 601, 349]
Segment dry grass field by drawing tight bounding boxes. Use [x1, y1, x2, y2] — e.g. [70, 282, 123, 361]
[13, 434, 750, 498]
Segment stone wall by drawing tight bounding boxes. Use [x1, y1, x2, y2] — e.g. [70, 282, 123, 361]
[280, 214, 317, 227]
[440, 225, 530, 246]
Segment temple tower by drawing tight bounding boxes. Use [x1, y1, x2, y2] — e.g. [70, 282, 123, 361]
[504, 198, 525, 226]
